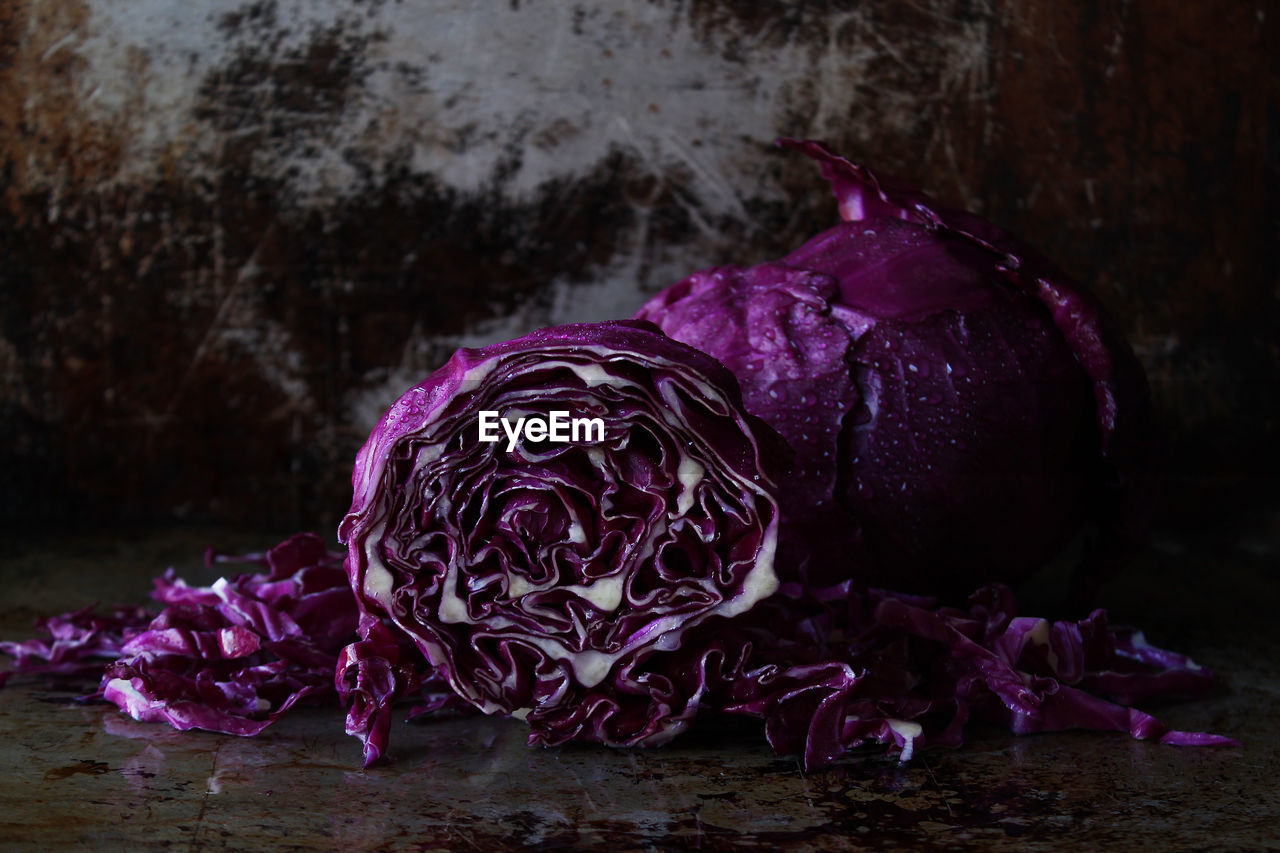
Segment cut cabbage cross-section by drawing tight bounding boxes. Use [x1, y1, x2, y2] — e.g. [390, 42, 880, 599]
[337, 320, 788, 764]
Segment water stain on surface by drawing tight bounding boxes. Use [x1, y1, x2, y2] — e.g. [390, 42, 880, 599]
[44, 759, 111, 781]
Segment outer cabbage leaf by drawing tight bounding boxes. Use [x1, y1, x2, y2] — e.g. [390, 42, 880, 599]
[337, 320, 787, 765]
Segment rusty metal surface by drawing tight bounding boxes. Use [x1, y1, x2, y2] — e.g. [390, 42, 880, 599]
[1, 0, 1276, 531]
[1, 525, 1277, 850]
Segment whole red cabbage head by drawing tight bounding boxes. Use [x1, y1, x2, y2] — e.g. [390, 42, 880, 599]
[636, 139, 1152, 601]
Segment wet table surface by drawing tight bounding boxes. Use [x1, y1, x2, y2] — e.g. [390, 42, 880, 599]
[1, 523, 1277, 851]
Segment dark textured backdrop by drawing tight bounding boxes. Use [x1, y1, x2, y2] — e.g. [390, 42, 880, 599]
[2, 0, 1276, 534]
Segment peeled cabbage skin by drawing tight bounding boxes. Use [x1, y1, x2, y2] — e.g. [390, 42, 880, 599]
[337, 320, 787, 766]
[636, 139, 1153, 601]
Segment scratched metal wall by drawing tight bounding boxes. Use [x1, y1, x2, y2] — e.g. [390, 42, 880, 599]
[1, 0, 1276, 532]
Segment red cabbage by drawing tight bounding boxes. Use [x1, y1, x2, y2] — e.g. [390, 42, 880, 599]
[636, 139, 1152, 601]
[336, 320, 787, 765]
[2, 145, 1234, 772]
[332, 317, 1229, 768]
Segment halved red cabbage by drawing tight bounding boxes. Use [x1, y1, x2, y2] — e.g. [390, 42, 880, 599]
[337, 320, 787, 765]
[636, 139, 1152, 601]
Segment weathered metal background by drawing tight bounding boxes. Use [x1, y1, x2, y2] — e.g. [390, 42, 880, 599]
[1, 0, 1276, 531]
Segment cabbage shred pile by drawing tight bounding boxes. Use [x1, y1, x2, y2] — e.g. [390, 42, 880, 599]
[3, 535, 357, 735]
[1, 142, 1236, 767]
